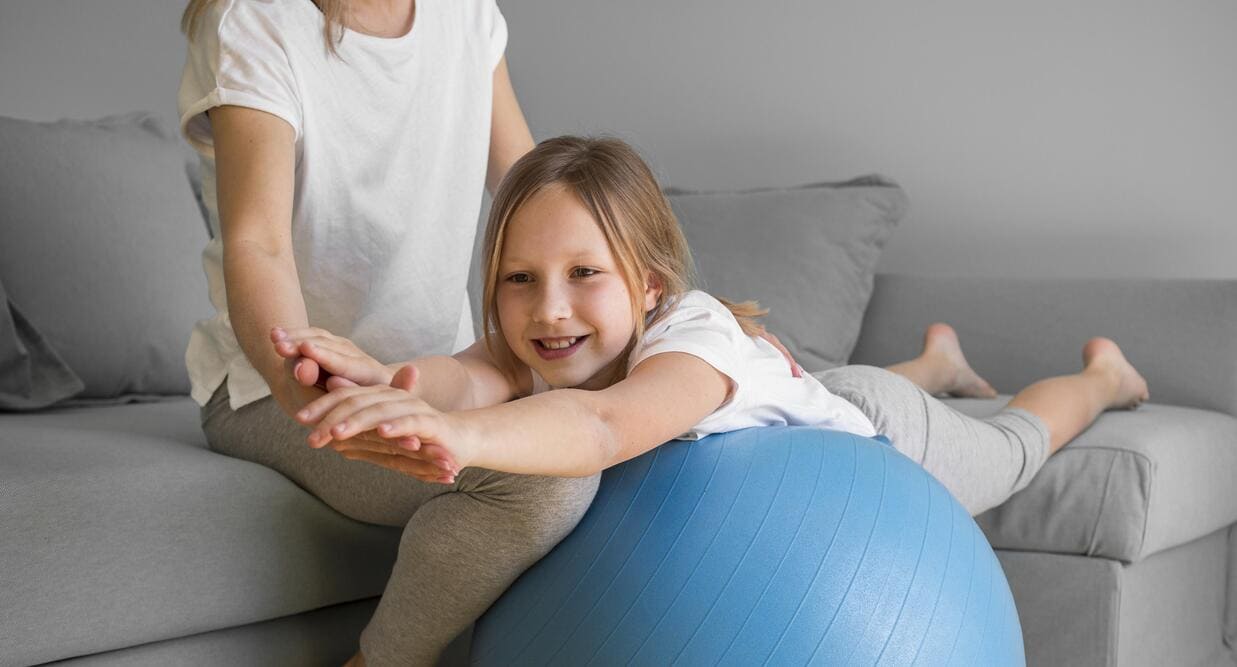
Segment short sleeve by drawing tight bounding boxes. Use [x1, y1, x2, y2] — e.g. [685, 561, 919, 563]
[629, 293, 749, 398]
[487, 0, 509, 70]
[177, 0, 302, 157]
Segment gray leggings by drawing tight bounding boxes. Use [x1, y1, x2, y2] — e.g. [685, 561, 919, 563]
[815, 365, 1051, 516]
[201, 385, 600, 666]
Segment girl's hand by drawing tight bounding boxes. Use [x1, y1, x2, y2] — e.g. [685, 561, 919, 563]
[332, 441, 462, 485]
[271, 326, 396, 390]
[269, 371, 406, 452]
[297, 366, 474, 482]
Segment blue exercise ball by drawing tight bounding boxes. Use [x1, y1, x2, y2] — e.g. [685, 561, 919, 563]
[472, 426, 1024, 666]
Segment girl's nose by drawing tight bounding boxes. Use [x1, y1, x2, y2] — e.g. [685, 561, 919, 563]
[532, 283, 572, 323]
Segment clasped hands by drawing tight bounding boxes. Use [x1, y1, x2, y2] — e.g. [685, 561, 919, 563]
[271, 327, 468, 484]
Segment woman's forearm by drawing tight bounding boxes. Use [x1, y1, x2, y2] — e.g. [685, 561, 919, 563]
[224, 239, 312, 393]
[211, 104, 306, 408]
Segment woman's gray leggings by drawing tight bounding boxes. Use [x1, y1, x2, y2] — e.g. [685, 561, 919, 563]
[201, 385, 600, 666]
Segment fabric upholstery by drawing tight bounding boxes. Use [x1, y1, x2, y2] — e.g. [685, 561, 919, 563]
[666, 176, 907, 372]
[995, 550, 1119, 667]
[945, 398, 1237, 563]
[1115, 528, 1231, 667]
[851, 273, 1237, 418]
[51, 600, 471, 667]
[0, 400, 401, 666]
[0, 112, 212, 400]
[0, 274, 84, 409]
[51, 599, 379, 667]
[1229, 524, 1237, 656]
[997, 527, 1235, 667]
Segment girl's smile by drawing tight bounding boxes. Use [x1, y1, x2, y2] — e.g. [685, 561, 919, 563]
[533, 335, 590, 359]
[496, 184, 659, 390]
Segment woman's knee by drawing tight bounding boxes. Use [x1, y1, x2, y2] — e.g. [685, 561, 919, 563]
[471, 471, 601, 547]
[523, 473, 600, 540]
[537, 472, 601, 518]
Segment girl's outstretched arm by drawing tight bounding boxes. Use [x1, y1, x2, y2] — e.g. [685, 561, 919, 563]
[302, 352, 732, 478]
[272, 330, 521, 413]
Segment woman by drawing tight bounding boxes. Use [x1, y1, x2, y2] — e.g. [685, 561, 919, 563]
[178, 1, 597, 664]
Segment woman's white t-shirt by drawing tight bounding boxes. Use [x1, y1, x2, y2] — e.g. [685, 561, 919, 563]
[530, 291, 878, 441]
[178, 0, 505, 408]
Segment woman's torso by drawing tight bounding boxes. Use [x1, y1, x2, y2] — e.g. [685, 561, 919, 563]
[178, 0, 507, 408]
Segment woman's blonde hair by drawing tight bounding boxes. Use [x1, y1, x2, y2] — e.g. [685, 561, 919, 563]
[181, 0, 349, 56]
[481, 136, 767, 384]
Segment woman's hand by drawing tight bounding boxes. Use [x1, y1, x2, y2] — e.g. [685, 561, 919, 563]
[271, 326, 396, 390]
[296, 366, 473, 484]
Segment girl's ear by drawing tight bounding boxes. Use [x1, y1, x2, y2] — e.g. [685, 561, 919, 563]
[642, 272, 663, 312]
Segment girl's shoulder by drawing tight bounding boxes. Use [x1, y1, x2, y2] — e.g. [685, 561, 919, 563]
[637, 290, 751, 368]
[648, 290, 743, 333]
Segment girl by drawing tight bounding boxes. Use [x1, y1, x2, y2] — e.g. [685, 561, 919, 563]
[278, 136, 1150, 520]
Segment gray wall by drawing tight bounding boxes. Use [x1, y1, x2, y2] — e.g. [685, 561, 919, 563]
[3, 0, 1233, 279]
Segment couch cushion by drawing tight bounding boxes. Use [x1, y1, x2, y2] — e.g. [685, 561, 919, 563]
[0, 273, 84, 410]
[852, 274, 1237, 420]
[957, 398, 1237, 563]
[666, 176, 907, 372]
[0, 112, 213, 401]
[0, 400, 400, 666]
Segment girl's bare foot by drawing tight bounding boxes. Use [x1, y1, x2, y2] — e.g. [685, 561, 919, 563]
[343, 651, 366, 667]
[1082, 337, 1150, 409]
[923, 323, 998, 398]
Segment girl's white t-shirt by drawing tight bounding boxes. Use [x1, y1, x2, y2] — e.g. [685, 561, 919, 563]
[530, 290, 878, 441]
[178, 0, 504, 408]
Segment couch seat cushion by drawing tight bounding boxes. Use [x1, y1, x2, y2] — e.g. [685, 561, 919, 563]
[0, 400, 400, 666]
[957, 398, 1237, 563]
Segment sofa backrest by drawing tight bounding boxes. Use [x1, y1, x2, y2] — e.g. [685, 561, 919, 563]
[850, 274, 1237, 417]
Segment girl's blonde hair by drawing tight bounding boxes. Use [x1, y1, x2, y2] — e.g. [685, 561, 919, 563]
[181, 0, 349, 57]
[481, 136, 767, 384]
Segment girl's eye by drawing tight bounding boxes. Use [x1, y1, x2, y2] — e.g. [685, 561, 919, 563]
[572, 267, 598, 278]
[505, 273, 532, 284]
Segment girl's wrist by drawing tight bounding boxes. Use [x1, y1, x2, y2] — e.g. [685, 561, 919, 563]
[444, 411, 484, 470]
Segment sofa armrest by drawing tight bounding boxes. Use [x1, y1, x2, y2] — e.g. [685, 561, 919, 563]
[849, 274, 1237, 417]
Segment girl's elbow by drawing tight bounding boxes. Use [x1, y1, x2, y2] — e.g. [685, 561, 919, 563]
[588, 422, 621, 474]
[581, 400, 622, 473]
[565, 389, 630, 474]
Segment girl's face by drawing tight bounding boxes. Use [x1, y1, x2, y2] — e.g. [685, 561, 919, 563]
[496, 184, 659, 390]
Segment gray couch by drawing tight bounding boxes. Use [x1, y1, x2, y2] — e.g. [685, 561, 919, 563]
[7, 277, 1236, 666]
[3, 113, 1236, 666]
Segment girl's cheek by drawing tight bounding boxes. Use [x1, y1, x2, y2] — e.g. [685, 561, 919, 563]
[583, 275, 630, 298]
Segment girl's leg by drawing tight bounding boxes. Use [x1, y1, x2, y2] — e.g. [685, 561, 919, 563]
[1006, 337, 1149, 454]
[202, 385, 599, 666]
[817, 364, 1047, 515]
[818, 338, 1148, 515]
[884, 323, 998, 398]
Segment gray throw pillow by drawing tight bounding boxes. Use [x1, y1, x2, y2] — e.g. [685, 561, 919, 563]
[0, 274, 85, 410]
[666, 176, 907, 372]
[0, 112, 212, 399]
